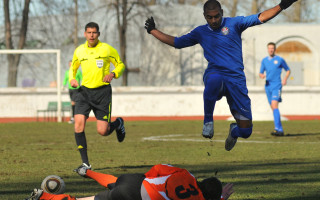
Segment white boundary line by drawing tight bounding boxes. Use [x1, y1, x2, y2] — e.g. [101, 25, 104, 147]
[142, 134, 320, 144]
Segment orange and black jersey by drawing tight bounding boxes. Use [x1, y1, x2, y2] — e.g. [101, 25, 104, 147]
[70, 40, 125, 88]
[143, 164, 206, 200]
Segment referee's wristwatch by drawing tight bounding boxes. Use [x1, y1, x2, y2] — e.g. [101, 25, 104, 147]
[111, 72, 115, 77]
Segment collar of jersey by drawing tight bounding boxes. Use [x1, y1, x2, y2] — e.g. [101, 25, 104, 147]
[268, 55, 277, 60]
[84, 40, 101, 49]
[207, 17, 224, 31]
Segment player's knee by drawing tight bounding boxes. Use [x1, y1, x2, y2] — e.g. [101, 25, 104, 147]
[239, 126, 252, 139]
[97, 128, 108, 136]
[74, 117, 86, 132]
[75, 124, 84, 133]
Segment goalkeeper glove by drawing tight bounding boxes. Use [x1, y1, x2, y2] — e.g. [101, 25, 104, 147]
[279, 0, 298, 10]
[145, 17, 156, 34]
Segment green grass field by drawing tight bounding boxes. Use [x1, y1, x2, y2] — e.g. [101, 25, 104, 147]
[1, 120, 320, 199]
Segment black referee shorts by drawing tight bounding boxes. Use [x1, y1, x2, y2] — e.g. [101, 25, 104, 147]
[75, 85, 112, 122]
[68, 88, 80, 102]
[94, 174, 145, 200]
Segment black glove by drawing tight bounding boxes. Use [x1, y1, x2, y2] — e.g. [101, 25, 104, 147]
[145, 17, 156, 34]
[279, 0, 298, 10]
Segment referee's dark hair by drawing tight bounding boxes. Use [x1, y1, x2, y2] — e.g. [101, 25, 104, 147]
[203, 0, 222, 12]
[85, 22, 100, 32]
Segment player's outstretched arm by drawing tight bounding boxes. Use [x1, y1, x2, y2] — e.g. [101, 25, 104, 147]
[221, 183, 234, 200]
[258, 0, 298, 23]
[145, 17, 175, 47]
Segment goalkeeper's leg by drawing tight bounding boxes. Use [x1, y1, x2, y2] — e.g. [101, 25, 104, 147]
[86, 169, 118, 188]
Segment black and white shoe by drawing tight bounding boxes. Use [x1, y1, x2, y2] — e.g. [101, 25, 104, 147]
[68, 117, 74, 124]
[24, 189, 43, 200]
[116, 117, 126, 142]
[73, 163, 91, 177]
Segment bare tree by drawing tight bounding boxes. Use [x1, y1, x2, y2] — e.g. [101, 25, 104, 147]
[4, 0, 31, 87]
[109, 0, 150, 86]
[251, 0, 258, 14]
[279, 0, 319, 23]
[114, 0, 129, 86]
[230, 0, 238, 17]
[73, 0, 79, 48]
[178, 0, 186, 4]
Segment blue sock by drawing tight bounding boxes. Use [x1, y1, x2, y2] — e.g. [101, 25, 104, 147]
[203, 74, 223, 124]
[231, 126, 252, 139]
[273, 108, 283, 131]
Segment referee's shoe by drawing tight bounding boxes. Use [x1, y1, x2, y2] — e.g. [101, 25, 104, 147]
[116, 117, 126, 142]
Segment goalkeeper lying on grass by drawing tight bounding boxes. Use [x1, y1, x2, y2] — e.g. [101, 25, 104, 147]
[25, 164, 234, 200]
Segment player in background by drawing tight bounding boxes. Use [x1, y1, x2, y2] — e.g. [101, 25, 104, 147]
[26, 164, 234, 200]
[145, 0, 297, 151]
[259, 42, 291, 136]
[63, 60, 82, 124]
[70, 22, 126, 171]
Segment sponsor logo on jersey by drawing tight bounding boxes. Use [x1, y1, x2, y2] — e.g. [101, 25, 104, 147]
[221, 27, 229, 35]
[274, 60, 278, 65]
[96, 59, 104, 68]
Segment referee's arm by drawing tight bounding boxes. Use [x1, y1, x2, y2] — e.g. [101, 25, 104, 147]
[69, 56, 80, 88]
[109, 48, 125, 79]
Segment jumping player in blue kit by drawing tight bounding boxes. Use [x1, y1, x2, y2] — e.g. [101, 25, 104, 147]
[259, 42, 291, 136]
[145, 0, 297, 151]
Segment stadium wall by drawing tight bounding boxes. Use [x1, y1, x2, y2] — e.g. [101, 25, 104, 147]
[0, 86, 319, 122]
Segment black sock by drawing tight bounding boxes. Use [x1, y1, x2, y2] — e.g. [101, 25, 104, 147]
[109, 119, 120, 134]
[72, 105, 75, 118]
[74, 132, 89, 165]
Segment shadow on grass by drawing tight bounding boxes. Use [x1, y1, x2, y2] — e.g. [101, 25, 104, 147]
[182, 160, 320, 179]
[4, 161, 320, 199]
[285, 132, 320, 137]
[95, 164, 154, 171]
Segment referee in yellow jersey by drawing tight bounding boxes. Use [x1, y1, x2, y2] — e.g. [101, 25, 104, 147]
[69, 22, 126, 170]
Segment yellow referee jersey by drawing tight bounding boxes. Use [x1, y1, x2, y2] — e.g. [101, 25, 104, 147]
[69, 40, 125, 88]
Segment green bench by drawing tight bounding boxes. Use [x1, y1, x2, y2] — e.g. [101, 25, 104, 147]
[36, 101, 72, 122]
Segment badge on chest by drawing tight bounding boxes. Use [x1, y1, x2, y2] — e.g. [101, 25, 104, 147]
[96, 59, 104, 68]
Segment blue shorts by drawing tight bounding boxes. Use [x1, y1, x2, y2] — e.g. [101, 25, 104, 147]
[204, 73, 252, 120]
[265, 85, 282, 105]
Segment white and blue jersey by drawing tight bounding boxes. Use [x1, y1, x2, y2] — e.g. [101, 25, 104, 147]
[260, 55, 290, 104]
[174, 14, 262, 120]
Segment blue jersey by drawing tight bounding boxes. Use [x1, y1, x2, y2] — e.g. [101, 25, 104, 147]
[260, 55, 290, 88]
[174, 14, 262, 82]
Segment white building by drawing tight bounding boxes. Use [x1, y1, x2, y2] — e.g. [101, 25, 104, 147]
[0, 5, 319, 120]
